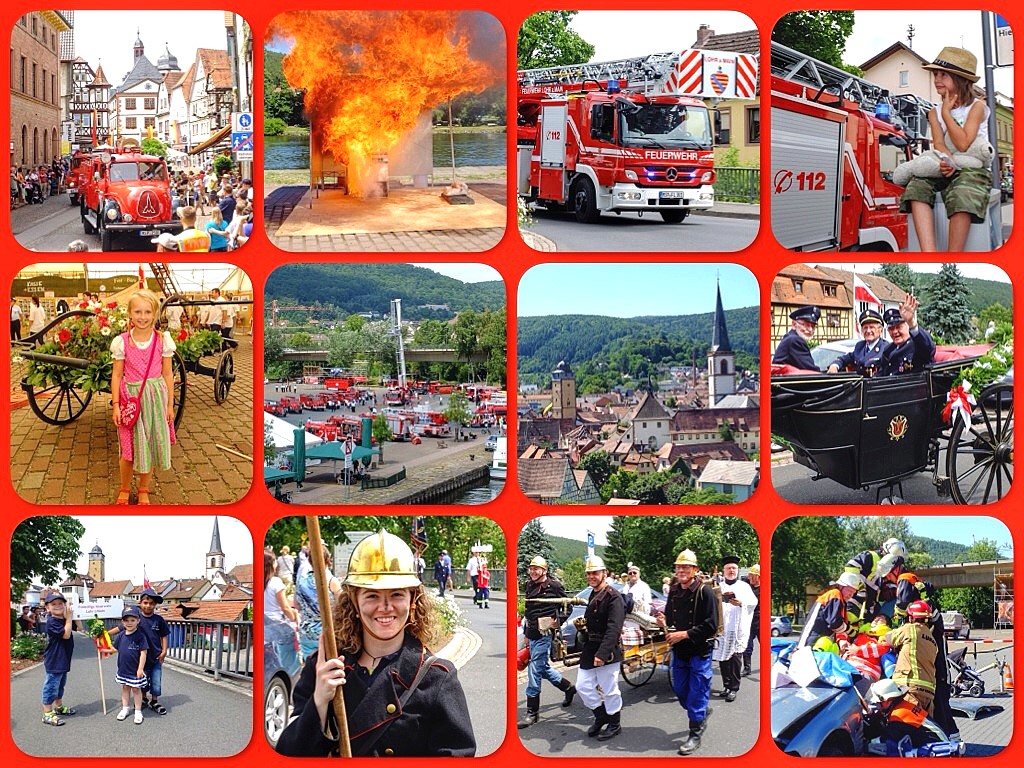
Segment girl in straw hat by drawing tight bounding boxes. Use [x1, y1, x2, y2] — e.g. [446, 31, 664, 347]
[899, 46, 992, 251]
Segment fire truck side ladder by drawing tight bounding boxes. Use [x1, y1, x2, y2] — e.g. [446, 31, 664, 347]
[771, 41, 934, 142]
[518, 52, 679, 90]
[389, 298, 408, 390]
[149, 263, 181, 296]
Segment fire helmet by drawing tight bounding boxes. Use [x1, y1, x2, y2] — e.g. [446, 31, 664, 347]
[882, 537, 907, 558]
[674, 549, 698, 567]
[835, 572, 864, 590]
[813, 636, 840, 654]
[747, 563, 761, 576]
[868, 678, 908, 704]
[584, 555, 607, 573]
[528, 556, 548, 570]
[907, 600, 932, 620]
[876, 553, 903, 578]
[344, 529, 420, 590]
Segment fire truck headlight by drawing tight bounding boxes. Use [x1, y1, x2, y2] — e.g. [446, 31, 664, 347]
[105, 207, 119, 222]
[616, 191, 643, 201]
[122, 213, 134, 223]
[624, 170, 638, 181]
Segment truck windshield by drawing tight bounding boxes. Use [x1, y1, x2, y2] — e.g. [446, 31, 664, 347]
[621, 103, 712, 149]
[109, 162, 166, 182]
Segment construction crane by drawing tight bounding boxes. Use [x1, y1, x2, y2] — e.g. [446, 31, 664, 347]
[389, 298, 408, 390]
[771, 41, 934, 143]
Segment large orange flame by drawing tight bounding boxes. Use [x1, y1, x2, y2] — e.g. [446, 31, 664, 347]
[268, 11, 502, 196]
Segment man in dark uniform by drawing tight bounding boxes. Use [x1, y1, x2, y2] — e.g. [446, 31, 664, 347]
[658, 549, 720, 755]
[575, 555, 625, 741]
[772, 305, 820, 370]
[828, 308, 889, 375]
[843, 537, 906, 624]
[518, 555, 577, 728]
[878, 295, 936, 376]
[806, 572, 862, 647]
[742, 563, 760, 676]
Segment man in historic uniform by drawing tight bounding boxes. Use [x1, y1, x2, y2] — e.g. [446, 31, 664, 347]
[518, 556, 577, 728]
[772, 305, 820, 370]
[878, 295, 936, 376]
[575, 555, 625, 741]
[658, 549, 719, 755]
[712, 555, 757, 702]
[827, 308, 889, 375]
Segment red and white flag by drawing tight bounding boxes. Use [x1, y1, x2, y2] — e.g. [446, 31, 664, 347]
[853, 273, 882, 336]
[143, 565, 151, 590]
[138, 264, 146, 289]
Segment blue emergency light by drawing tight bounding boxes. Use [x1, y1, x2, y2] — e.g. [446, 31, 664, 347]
[875, 101, 891, 122]
[607, 79, 621, 94]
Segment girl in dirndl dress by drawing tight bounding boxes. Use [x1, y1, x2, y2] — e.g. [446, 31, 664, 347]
[110, 289, 176, 505]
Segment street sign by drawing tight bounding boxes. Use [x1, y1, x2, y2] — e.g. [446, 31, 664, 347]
[236, 150, 254, 162]
[231, 132, 254, 152]
[995, 15, 1013, 67]
[62, 121, 75, 142]
[586, 531, 595, 556]
[231, 112, 253, 132]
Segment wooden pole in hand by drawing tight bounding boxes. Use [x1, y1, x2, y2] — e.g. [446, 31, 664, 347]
[305, 515, 351, 756]
[97, 647, 107, 715]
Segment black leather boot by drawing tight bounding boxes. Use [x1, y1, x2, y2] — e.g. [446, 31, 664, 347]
[517, 695, 540, 729]
[678, 719, 704, 755]
[597, 709, 621, 741]
[587, 705, 608, 737]
[556, 677, 577, 707]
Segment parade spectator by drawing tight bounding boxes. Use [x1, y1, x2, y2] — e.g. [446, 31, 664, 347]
[742, 564, 761, 677]
[295, 543, 342, 659]
[222, 293, 237, 339]
[28, 296, 47, 344]
[275, 531, 476, 756]
[659, 549, 719, 755]
[175, 206, 211, 253]
[576, 555, 625, 741]
[713, 555, 757, 703]
[10, 298, 23, 341]
[772, 305, 820, 370]
[218, 184, 236, 224]
[265, 550, 300, 676]
[466, 551, 483, 606]
[433, 552, 449, 597]
[17, 605, 34, 634]
[276, 545, 296, 587]
[205, 207, 230, 252]
[41, 593, 76, 726]
[226, 201, 248, 248]
[206, 288, 225, 334]
[623, 563, 651, 614]
[477, 558, 490, 609]
[518, 555, 576, 729]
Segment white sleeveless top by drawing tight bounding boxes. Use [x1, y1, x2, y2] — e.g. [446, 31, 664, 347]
[936, 98, 989, 143]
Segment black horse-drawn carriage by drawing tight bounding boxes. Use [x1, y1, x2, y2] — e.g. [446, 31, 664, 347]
[771, 352, 1013, 504]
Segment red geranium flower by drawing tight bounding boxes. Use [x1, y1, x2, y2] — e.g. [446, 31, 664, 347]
[81, 327, 90, 338]
[78, 301, 88, 309]
[98, 315, 109, 328]
[106, 301, 118, 309]
[58, 328, 71, 343]
[177, 329, 189, 341]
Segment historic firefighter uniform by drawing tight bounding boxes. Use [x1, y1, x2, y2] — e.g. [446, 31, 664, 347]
[518, 556, 577, 729]
[576, 555, 625, 741]
[662, 549, 719, 755]
[878, 307, 936, 375]
[772, 305, 820, 370]
[830, 309, 889, 375]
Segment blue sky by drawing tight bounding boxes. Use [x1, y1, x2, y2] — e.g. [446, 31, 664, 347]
[518, 263, 758, 318]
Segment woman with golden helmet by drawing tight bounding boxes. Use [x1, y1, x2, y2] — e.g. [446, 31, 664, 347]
[275, 530, 476, 756]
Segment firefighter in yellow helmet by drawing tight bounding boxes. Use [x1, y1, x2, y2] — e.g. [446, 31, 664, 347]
[806, 572, 862, 647]
[658, 549, 720, 754]
[276, 530, 476, 756]
[518, 555, 577, 729]
[576, 555, 626, 741]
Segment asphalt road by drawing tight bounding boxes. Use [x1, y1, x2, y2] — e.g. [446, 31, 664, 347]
[453, 594, 507, 756]
[13, 194, 131, 252]
[771, 459, 956, 505]
[525, 209, 759, 252]
[947, 636, 1015, 757]
[11, 634, 252, 756]
[517, 644, 761, 757]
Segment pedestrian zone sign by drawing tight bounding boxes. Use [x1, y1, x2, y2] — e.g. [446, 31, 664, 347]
[231, 112, 253, 132]
[232, 133, 254, 152]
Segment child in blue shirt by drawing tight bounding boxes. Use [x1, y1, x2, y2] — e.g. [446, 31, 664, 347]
[112, 606, 149, 724]
[41, 592, 76, 726]
[137, 588, 171, 714]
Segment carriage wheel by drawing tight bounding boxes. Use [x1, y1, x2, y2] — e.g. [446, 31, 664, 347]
[25, 381, 94, 425]
[946, 382, 1013, 504]
[214, 351, 234, 404]
[620, 648, 657, 687]
[172, 353, 187, 428]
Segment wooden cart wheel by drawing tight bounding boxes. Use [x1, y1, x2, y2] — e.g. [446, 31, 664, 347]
[214, 350, 234, 404]
[620, 647, 658, 687]
[946, 382, 1013, 504]
[25, 381, 94, 425]
[172, 352, 187, 428]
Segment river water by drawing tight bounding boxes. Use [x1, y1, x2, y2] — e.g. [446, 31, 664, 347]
[265, 132, 506, 170]
[426, 476, 505, 505]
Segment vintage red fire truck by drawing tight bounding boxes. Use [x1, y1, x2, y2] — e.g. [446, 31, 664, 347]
[517, 48, 757, 223]
[769, 41, 934, 251]
[66, 149, 93, 206]
[79, 146, 182, 251]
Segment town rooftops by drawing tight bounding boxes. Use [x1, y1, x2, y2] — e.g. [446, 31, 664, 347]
[87, 580, 134, 598]
[698, 459, 759, 486]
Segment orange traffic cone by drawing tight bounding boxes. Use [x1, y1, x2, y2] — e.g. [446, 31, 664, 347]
[1002, 663, 1014, 691]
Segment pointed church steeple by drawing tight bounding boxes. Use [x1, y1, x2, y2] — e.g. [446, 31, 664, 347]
[209, 516, 224, 556]
[133, 29, 144, 62]
[710, 279, 732, 353]
[206, 517, 225, 581]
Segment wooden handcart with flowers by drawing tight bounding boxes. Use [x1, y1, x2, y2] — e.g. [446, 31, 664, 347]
[770, 342, 1013, 504]
[14, 295, 236, 426]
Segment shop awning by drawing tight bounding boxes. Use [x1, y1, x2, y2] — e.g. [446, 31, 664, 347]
[188, 124, 231, 155]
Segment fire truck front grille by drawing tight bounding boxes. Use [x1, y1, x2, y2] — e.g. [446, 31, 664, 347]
[639, 167, 699, 186]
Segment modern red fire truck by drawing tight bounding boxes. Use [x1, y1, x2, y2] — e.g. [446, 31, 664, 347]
[770, 42, 935, 251]
[517, 48, 757, 223]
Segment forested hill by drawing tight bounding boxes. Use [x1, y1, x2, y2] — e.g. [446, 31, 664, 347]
[958, 277, 1013, 316]
[265, 263, 505, 320]
[517, 307, 759, 384]
[914, 536, 969, 565]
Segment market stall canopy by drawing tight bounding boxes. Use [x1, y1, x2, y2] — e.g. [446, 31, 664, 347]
[219, 266, 252, 294]
[189, 124, 231, 155]
[265, 412, 325, 451]
[305, 441, 378, 462]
